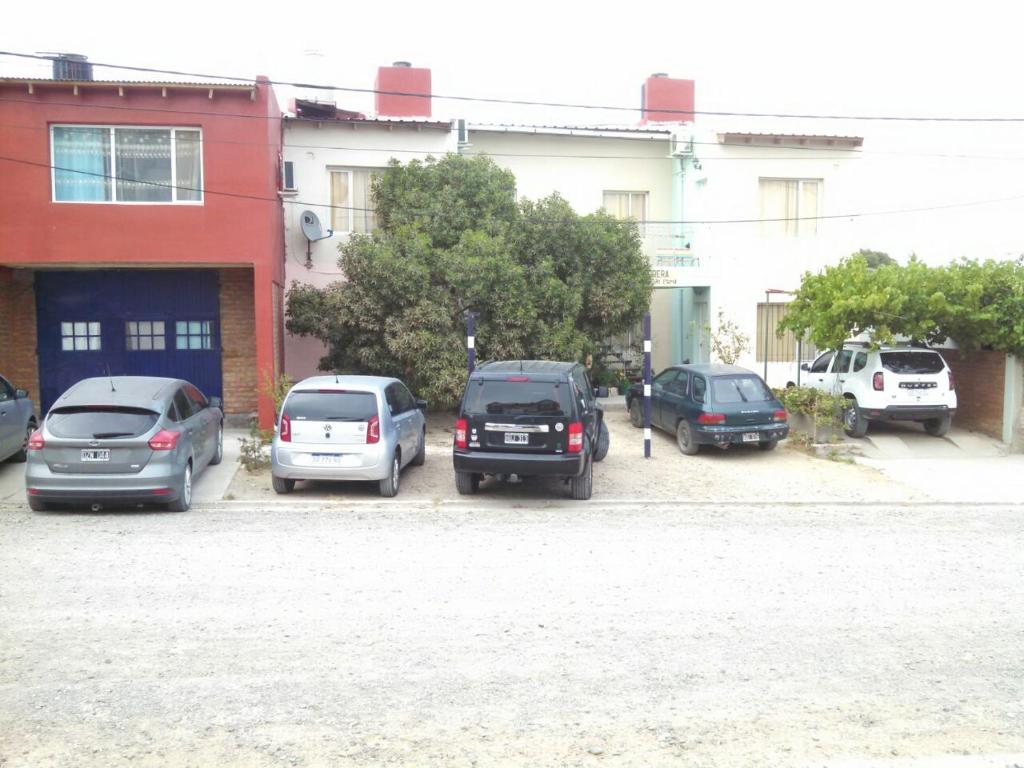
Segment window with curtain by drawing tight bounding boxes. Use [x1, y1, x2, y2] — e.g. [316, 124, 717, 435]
[602, 190, 648, 235]
[759, 178, 820, 237]
[330, 168, 381, 233]
[51, 126, 203, 203]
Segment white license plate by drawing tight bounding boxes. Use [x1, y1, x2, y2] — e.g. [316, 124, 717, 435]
[311, 454, 343, 466]
[81, 449, 110, 462]
[742, 433, 760, 443]
[504, 432, 529, 445]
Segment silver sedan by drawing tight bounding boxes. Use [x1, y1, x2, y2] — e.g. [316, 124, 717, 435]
[0, 374, 36, 463]
[25, 376, 223, 512]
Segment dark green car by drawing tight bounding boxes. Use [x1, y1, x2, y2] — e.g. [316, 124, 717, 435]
[626, 364, 789, 455]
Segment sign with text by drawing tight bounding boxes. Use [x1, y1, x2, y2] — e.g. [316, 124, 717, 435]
[651, 248, 699, 287]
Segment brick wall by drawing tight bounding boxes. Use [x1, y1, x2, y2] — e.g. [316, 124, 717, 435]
[219, 268, 257, 419]
[0, 269, 40, 415]
[941, 348, 1006, 439]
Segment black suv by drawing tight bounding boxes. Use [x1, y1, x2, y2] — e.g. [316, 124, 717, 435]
[452, 361, 610, 500]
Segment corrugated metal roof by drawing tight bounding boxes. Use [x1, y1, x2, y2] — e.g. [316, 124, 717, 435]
[286, 115, 453, 129]
[0, 78, 256, 90]
[468, 122, 672, 138]
[718, 131, 863, 147]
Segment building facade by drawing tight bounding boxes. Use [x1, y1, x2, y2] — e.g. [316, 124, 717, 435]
[0, 62, 285, 427]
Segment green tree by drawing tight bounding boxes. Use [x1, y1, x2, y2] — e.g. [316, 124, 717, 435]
[852, 248, 896, 269]
[286, 155, 652, 407]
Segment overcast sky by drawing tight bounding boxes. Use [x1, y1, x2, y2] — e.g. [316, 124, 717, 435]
[4, 0, 1024, 261]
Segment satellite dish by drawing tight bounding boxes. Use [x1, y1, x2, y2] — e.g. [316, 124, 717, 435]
[300, 210, 331, 242]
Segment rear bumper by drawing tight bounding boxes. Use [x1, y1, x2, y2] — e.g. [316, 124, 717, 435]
[864, 405, 955, 422]
[453, 449, 585, 477]
[270, 442, 387, 481]
[693, 422, 790, 446]
[25, 460, 184, 505]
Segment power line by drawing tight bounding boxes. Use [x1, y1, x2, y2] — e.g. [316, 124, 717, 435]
[4, 50, 1024, 123]
[3, 154, 1023, 225]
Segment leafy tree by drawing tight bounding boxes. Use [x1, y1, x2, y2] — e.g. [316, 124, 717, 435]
[287, 155, 652, 407]
[852, 248, 896, 269]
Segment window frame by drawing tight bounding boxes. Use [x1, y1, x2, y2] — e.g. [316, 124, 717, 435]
[327, 166, 383, 234]
[602, 190, 650, 235]
[61, 321, 102, 352]
[125, 320, 167, 352]
[174, 320, 215, 352]
[758, 177, 821, 238]
[50, 124, 204, 205]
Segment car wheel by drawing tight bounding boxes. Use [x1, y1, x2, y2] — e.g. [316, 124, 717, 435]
[9, 421, 35, 463]
[569, 454, 593, 500]
[411, 428, 426, 466]
[924, 413, 952, 437]
[272, 474, 295, 494]
[842, 397, 869, 438]
[675, 419, 700, 456]
[593, 421, 610, 462]
[379, 453, 401, 498]
[628, 400, 643, 428]
[209, 424, 224, 465]
[759, 439, 779, 451]
[27, 495, 49, 512]
[455, 470, 480, 495]
[166, 462, 193, 512]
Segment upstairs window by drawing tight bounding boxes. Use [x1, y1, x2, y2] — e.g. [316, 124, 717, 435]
[330, 168, 381, 233]
[51, 126, 203, 203]
[759, 178, 820, 237]
[603, 190, 649, 235]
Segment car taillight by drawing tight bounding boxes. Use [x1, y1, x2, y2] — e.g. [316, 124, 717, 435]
[567, 422, 584, 453]
[279, 413, 291, 442]
[697, 413, 726, 425]
[773, 409, 788, 422]
[27, 430, 45, 450]
[366, 415, 380, 444]
[873, 372, 885, 391]
[948, 371, 955, 391]
[148, 430, 181, 451]
[454, 418, 468, 449]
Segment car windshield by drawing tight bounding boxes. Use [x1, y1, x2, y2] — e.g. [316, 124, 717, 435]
[465, 380, 570, 416]
[47, 406, 160, 439]
[880, 351, 945, 374]
[711, 376, 773, 404]
[285, 391, 378, 422]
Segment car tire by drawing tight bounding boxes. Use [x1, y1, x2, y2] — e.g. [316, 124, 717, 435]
[209, 424, 224, 465]
[166, 462, 193, 512]
[842, 397, 869, 438]
[924, 413, 952, 437]
[27, 495, 49, 512]
[379, 453, 401, 498]
[455, 470, 480, 495]
[272, 474, 295, 494]
[593, 421, 610, 462]
[411, 428, 426, 466]
[9, 421, 35, 463]
[759, 439, 779, 451]
[675, 419, 700, 456]
[628, 400, 643, 428]
[569, 454, 593, 500]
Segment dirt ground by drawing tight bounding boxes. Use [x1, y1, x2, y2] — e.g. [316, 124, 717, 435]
[228, 399, 927, 504]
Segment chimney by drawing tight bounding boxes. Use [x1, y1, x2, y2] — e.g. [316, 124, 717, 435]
[375, 61, 432, 118]
[52, 53, 93, 81]
[640, 73, 695, 124]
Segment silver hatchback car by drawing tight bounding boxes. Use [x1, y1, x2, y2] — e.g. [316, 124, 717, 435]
[25, 376, 223, 512]
[271, 376, 427, 497]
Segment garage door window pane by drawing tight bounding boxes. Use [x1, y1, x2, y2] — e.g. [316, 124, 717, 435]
[126, 320, 166, 352]
[175, 320, 213, 350]
[62, 320, 101, 352]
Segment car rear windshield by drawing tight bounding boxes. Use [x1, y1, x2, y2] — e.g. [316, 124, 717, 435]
[464, 379, 570, 416]
[880, 351, 945, 374]
[711, 376, 773, 404]
[47, 407, 160, 439]
[285, 391, 378, 422]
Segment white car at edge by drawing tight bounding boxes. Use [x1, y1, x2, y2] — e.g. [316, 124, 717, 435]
[802, 342, 957, 438]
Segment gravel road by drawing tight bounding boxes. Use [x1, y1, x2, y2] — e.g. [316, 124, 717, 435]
[2, 500, 1022, 767]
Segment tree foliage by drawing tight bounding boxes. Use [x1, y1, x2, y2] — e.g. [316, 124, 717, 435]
[287, 154, 652, 407]
[779, 252, 1024, 354]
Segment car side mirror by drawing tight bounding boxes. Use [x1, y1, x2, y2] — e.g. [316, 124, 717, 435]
[415, 398, 428, 411]
[15, 389, 28, 399]
[208, 396, 223, 410]
[800, 363, 810, 372]
[594, 386, 609, 399]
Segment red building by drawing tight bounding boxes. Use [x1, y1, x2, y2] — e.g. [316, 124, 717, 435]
[0, 58, 285, 427]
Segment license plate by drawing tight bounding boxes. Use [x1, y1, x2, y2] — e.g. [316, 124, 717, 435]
[311, 454, 343, 466]
[742, 433, 760, 443]
[81, 449, 110, 462]
[504, 432, 529, 445]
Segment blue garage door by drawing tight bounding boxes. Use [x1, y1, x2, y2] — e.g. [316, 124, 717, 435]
[36, 270, 222, 414]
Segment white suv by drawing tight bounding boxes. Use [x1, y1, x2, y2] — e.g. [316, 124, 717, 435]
[802, 343, 957, 437]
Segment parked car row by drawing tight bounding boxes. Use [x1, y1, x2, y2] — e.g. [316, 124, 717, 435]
[7, 358, 790, 512]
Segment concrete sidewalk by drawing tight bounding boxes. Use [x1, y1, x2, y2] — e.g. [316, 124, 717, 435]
[0, 429, 245, 505]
